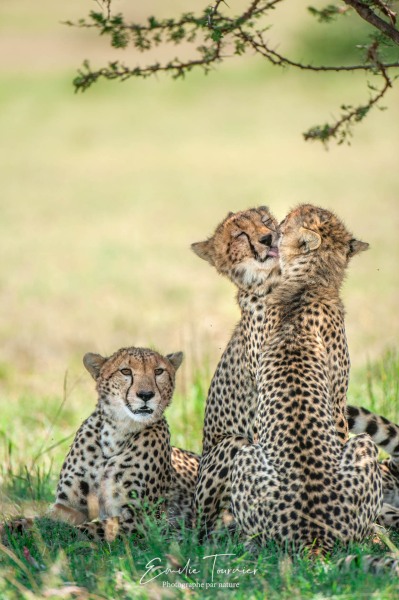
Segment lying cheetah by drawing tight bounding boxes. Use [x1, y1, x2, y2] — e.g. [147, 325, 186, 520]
[53, 346, 198, 539]
[348, 406, 399, 466]
[192, 207, 281, 535]
[231, 204, 383, 551]
[348, 405, 399, 528]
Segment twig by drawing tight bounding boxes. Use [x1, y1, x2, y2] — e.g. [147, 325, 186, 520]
[304, 60, 393, 144]
[344, 0, 399, 45]
[207, 0, 229, 28]
[68, 0, 399, 143]
[373, 0, 397, 26]
[239, 29, 399, 72]
[74, 40, 223, 91]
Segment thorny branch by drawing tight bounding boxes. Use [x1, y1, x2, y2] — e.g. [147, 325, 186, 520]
[207, 0, 229, 27]
[68, 0, 399, 145]
[344, 0, 399, 44]
[304, 64, 393, 145]
[75, 40, 223, 88]
[238, 28, 399, 72]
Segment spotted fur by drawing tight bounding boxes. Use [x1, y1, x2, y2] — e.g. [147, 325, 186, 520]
[192, 207, 281, 536]
[348, 406, 399, 465]
[231, 204, 383, 551]
[339, 551, 399, 575]
[53, 346, 198, 540]
[347, 405, 399, 528]
[193, 205, 354, 537]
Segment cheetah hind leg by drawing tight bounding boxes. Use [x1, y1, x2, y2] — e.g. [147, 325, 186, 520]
[338, 551, 399, 575]
[0, 516, 37, 540]
[1, 503, 93, 541]
[231, 444, 279, 546]
[338, 506, 399, 576]
[195, 435, 248, 539]
[377, 503, 399, 531]
[339, 433, 383, 541]
[50, 503, 89, 526]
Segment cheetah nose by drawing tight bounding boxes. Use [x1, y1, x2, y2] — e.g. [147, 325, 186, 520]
[259, 234, 272, 246]
[137, 390, 155, 402]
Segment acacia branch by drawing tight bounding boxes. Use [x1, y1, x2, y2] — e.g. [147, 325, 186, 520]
[304, 61, 394, 144]
[239, 29, 399, 71]
[74, 40, 223, 91]
[69, 0, 399, 145]
[344, 0, 399, 45]
[207, 0, 229, 27]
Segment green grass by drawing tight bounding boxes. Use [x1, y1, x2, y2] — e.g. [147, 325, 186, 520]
[1, 352, 399, 599]
[2, 520, 399, 600]
[350, 349, 399, 425]
[1, 1, 399, 597]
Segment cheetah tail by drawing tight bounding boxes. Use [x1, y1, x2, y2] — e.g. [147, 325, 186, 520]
[347, 405, 399, 463]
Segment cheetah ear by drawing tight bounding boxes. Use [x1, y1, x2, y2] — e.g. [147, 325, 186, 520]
[348, 238, 369, 258]
[166, 352, 184, 371]
[83, 353, 106, 380]
[299, 227, 321, 253]
[191, 239, 215, 266]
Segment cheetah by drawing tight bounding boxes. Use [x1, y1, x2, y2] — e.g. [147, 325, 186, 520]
[193, 206, 351, 536]
[347, 405, 399, 528]
[231, 204, 383, 552]
[192, 207, 281, 536]
[53, 346, 199, 539]
[347, 405, 399, 467]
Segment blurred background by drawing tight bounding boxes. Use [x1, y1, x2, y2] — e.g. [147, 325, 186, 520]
[0, 1, 398, 462]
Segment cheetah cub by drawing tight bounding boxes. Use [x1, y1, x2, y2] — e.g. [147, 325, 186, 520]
[53, 346, 186, 539]
[232, 204, 383, 552]
[192, 207, 281, 535]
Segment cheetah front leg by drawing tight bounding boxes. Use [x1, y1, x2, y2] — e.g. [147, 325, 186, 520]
[339, 433, 383, 541]
[76, 491, 168, 542]
[75, 514, 138, 542]
[98, 464, 144, 521]
[194, 436, 248, 538]
[231, 444, 279, 546]
[75, 500, 153, 543]
[82, 450, 171, 541]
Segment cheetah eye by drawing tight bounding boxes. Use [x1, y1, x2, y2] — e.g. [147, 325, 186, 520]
[262, 217, 277, 232]
[120, 368, 132, 376]
[233, 231, 246, 239]
[154, 368, 165, 376]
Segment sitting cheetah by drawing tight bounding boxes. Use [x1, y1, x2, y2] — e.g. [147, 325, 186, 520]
[193, 206, 351, 536]
[53, 346, 198, 539]
[231, 204, 383, 551]
[192, 207, 281, 535]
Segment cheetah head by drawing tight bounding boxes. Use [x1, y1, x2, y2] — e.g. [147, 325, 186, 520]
[191, 207, 280, 292]
[278, 204, 369, 287]
[83, 347, 183, 427]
